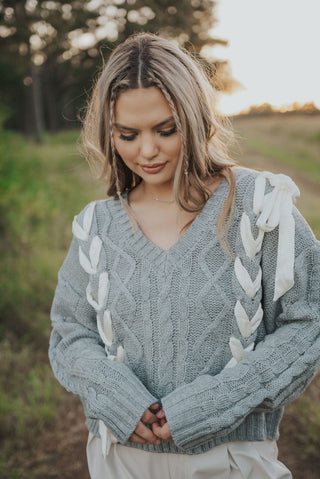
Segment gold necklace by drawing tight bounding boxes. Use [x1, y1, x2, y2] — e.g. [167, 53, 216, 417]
[151, 195, 175, 204]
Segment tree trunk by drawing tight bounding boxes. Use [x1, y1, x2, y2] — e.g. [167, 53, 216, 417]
[31, 62, 45, 135]
[23, 81, 35, 136]
[14, 0, 45, 140]
[44, 61, 59, 133]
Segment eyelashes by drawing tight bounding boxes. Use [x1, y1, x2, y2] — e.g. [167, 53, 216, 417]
[119, 126, 177, 142]
[159, 126, 177, 137]
[119, 133, 136, 141]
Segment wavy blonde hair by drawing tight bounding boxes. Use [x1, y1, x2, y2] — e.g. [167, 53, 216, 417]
[82, 32, 237, 251]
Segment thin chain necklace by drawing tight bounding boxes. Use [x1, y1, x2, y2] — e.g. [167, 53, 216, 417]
[151, 195, 175, 204]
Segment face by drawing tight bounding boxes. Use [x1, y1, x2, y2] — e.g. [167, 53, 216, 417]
[113, 87, 182, 189]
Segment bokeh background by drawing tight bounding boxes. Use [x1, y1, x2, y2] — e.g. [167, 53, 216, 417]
[1, 1, 319, 477]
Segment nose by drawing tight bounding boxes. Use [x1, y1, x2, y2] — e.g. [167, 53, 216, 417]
[140, 133, 159, 160]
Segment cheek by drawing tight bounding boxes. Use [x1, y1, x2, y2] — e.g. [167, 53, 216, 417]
[114, 138, 135, 164]
[168, 136, 182, 159]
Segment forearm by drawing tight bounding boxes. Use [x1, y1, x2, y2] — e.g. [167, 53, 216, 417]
[49, 272, 157, 443]
[161, 315, 320, 450]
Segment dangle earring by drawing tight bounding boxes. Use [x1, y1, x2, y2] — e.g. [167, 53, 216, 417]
[183, 157, 190, 202]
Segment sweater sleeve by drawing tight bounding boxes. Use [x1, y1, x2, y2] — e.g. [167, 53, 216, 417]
[161, 207, 320, 451]
[48, 206, 157, 444]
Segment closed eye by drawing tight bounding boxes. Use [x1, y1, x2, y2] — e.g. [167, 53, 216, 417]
[119, 133, 137, 141]
[119, 126, 177, 141]
[159, 126, 177, 137]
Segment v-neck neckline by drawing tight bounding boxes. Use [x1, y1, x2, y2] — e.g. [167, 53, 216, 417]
[104, 177, 229, 266]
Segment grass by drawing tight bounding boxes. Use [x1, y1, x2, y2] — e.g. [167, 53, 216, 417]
[288, 396, 320, 458]
[0, 340, 64, 440]
[0, 129, 105, 478]
[0, 115, 319, 477]
[0, 130, 104, 341]
[233, 114, 320, 238]
[243, 137, 320, 183]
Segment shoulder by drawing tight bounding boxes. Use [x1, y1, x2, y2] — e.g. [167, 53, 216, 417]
[75, 197, 117, 219]
[72, 197, 120, 242]
[232, 166, 261, 206]
[231, 167, 302, 222]
[232, 167, 319, 300]
[230, 165, 303, 237]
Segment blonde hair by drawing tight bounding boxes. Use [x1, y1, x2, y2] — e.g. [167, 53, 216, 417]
[82, 32, 237, 250]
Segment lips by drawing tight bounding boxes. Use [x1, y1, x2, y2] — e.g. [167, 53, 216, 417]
[140, 162, 167, 174]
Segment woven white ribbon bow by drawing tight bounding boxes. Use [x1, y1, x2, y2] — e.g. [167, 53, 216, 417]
[253, 172, 300, 301]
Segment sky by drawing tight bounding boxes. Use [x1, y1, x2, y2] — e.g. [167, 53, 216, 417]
[208, 0, 320, 115]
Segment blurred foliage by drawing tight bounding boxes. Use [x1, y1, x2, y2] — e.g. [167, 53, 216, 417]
[0, 129, 104, 342]
[239, 101, 320, 116]
[0, 128, 104, 477]
[0, 340, 64, 440]
[0, 0, 232, 136]
[287, 395, 320, 459]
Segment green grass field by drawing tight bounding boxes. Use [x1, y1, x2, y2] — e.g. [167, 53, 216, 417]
[0, 130, 105, 478]
[0, 114, 319, 478]
[232, 114, 320, 238]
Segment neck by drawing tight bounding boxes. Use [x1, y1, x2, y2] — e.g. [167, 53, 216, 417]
[141, 181, 175, 202]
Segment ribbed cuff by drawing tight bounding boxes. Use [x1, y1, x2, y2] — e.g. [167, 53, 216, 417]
[84, 377, 157, 443]
[52, 354, 158, 444]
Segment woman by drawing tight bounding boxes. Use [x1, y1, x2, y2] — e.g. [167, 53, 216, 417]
[49, 33, 320, 478]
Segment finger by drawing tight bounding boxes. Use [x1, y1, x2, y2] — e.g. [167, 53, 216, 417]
[149, 402, 161, 410]
[135, 421, 161, 444]
[152, 422, 172, 441]
[141, 409, 159, 425]
[148, 403, 162, 414]
[156, 409, 166, 419]
[128, 432, 147, 444]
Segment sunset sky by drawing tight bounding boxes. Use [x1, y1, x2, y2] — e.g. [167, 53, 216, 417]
[208, 0, 320, 115]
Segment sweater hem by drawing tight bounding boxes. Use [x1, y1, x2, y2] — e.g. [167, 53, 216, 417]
[85, 409, 282, 455]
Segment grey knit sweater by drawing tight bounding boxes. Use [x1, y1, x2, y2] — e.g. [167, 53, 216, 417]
[49, 167, 320, 455]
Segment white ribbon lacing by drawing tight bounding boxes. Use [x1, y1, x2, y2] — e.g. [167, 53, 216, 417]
[73, 201, 122, 457]
[225, 171, 299, 368]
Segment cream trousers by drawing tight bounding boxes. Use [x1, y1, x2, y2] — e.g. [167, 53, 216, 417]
[86, 433, 292, 479]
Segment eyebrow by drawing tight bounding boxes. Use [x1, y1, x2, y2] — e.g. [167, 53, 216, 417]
[113, 116, 175, 132]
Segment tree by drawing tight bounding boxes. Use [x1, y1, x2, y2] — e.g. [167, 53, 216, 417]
[0, 0, 231, 136]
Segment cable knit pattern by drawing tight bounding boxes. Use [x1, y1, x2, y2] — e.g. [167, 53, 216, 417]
[49, 167, 320, 455]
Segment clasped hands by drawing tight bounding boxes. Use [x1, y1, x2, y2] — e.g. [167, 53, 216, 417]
[128, 403, 172, 445]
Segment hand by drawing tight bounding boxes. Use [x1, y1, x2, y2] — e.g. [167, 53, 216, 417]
[152, 409, 173, 442]
[128, 403, 162, 445]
